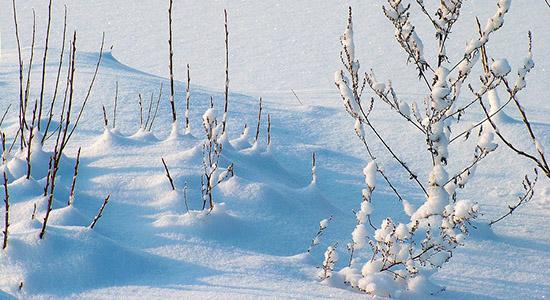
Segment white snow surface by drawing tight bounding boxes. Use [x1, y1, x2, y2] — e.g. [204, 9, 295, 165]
[0, 1, 549, 299]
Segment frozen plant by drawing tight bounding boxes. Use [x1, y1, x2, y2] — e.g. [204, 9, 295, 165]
[318, 244, 338, 281]
[325, 1, 540, 296]
[201, 107, 234, 211]
[307, 216, 332, 253]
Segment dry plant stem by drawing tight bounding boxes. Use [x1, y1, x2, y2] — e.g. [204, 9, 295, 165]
[479, 95, 548, 177]
[167, 0, 177, 123]
[1, 133, 6, 163]
[222, 9, 229, 133]
[144, 92, 154, 130]
[183, 182, 189, 213]
[444, 151, 487, 187]
[42, 6, 68, 144]
[364, 116, 428, 196]
[23, 10, 37, 132]
[267, 113, 271, 145]
[307, 216, 332, 253]
[26, 101, 38, 179]
[476, 40, 549, 178]
[43, 155, 53, 196]
[185, 64, 191, 132]
[138, 94, 144, 128]
[113, 82, 118, 128]
[290, 89, 303, 105]
[0, 105, 12, 129]
[38, 0, 53, 130]
[501, 79, 550, 177]
[359, 135, 405, 202]
[90, 194, 110, 229]
[255, 97, 263, 142]
[490, 170, 538, 225]
[311, 152, 316, 182]
[58, 31, 78, 155]
[338, 12, 427, 196]
[102, 106, 108, 127]
[148, 83, 163, 131]
[12, 0, 26, 150]
[449, 94, 513, 144]
[31, 203, 37, 220]
[2, 170, 9, 250]
[39, 174, 56, 239]
[66, 33, 105, 143]
[68, 147, 81, 206]
[40, 32, 103, 239]
[161, 158, 176, 190]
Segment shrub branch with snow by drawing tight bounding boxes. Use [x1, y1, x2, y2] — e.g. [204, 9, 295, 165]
[323, 1, 543, 296]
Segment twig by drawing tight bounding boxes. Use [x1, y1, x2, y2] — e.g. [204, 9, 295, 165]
[183, 181, 189, 213]
[2, 170, 9, 250]
[185, 64, 191, 133]
[42, 6, 68, 144]
[113, 81, 118, 128]
[290, 89, 303, 105]
[12, 0, 26, 150]
[144, 92, 154, 130]
[66, 32, 105, 144]
[37, 0, 53, 130]
[267, 113, 271, 146]
[138, 93, 144, 128]
[148, 83, 163, 131]
[161, 157, 176, 190]
[26, 101, 38, 179]
[490, 169, 538, 225]
[222, 9, 229, 134]
[0, 105, 12, 129]
[254, 97, 262, 143]
[67, 147, 81, 206]
[167, 0, 177, 123]
[102, 105, 108, 128]
[90, 194, 110, 229]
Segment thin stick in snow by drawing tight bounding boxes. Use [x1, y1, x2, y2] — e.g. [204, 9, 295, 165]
[31, 203, 37, 220]
[222, 9, 229, 134]
[148, 83, 163, 131]
[290, 89, 303, 105]
[1, 133, 6, 164]
[0, 105, 11, 129]
[68, 147, 81, 206]
[90, 194, 110, 229]
[138, 93, 144, 128]
[185, 64, 191, 133]
[267, 113, 271, 146]
[26, 101, 38, 179]
[42, 6, 68, 144]
[161, 157, 176, 191]
[37, 0, 53, 130]
[144, 92, 154, 131]
[311, 152, 317, 184]
[254, 97, 263, 143]
[102, 105, 108, 128]
[167, 0, 177, 123]
[2, 170, 9, 250]
[183, 182, 189, 213]
[113, 81, 118, 129]
[12, 0, 25, 150]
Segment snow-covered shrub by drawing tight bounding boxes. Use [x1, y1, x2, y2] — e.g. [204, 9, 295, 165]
[324, 1, 541, 296]
[200, 106, 234, 211]
[318, 244, 338, 280]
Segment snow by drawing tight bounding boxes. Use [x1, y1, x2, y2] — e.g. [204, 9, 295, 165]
[0, 0, 549, 299]
[491, 59, 512, 77]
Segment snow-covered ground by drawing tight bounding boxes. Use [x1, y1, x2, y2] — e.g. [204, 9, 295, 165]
[0, 1, 549, 299]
